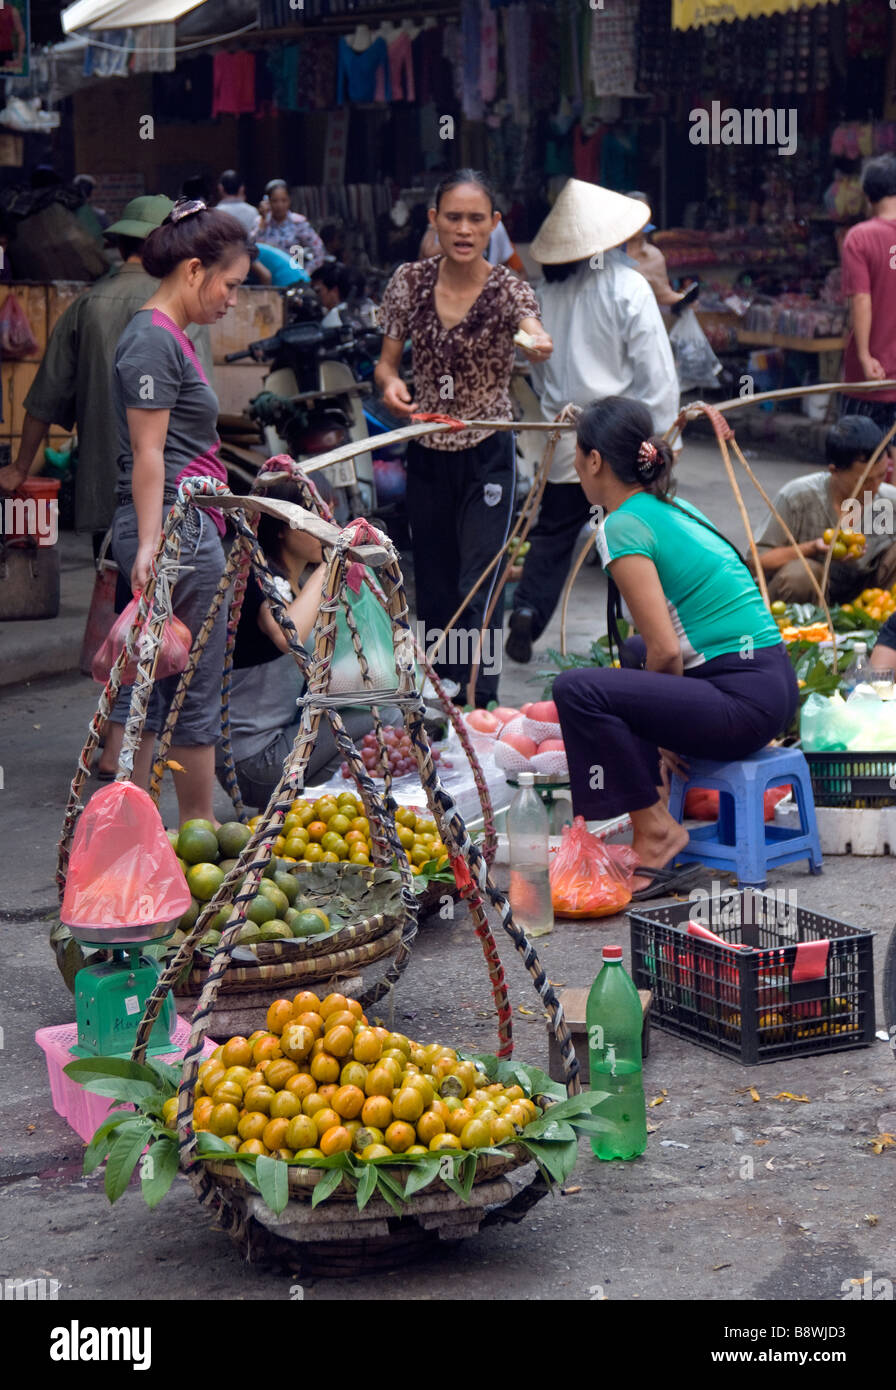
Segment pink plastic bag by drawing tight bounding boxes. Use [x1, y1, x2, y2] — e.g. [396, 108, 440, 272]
[91, 596, 192, 685]
[549, 817, 633, 918]
[0, 291, 39, 357]
[61, 781, 191, 932]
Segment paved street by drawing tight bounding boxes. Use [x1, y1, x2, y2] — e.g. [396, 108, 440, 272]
[1, 435, 894, 1302]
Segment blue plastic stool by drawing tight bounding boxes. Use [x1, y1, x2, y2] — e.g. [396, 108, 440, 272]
[668, 746, 823, 889]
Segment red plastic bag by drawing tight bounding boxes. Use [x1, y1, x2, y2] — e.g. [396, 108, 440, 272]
[684, 786, 791, 823]
[91, 595, 192, 685]
[60, 781, 191, 932]
[0, 291, 39, 358]
[549, 816, 633, 918]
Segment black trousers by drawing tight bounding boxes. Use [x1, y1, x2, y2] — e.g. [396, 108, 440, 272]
[554, 643, 799, 819]
[512, 481, 593, 638]
[405, 431, 516, 703]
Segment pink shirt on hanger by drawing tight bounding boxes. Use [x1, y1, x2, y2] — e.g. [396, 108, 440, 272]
[374, 30, 416, 102]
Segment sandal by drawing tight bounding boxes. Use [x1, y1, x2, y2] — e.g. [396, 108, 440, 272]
[629, 861, 705, 902]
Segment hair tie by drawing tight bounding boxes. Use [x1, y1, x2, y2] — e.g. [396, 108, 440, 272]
[637, 439, 660, 475]
[168, 198, 206, 224]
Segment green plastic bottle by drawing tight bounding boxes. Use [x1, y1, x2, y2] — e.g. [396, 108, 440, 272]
[586, 945, 647, 1160]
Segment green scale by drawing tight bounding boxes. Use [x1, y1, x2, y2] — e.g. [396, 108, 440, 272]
[66, 921, 178, 1059]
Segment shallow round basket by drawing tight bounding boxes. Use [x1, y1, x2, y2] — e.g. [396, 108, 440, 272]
[196, 1145, 545, 1277]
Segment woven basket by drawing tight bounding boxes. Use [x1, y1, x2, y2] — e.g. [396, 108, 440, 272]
[61, 470, 581, 1275]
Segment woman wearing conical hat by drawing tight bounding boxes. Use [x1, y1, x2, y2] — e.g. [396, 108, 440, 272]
[506, 179, 679, 665]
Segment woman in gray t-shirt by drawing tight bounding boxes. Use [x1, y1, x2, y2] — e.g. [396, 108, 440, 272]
[107, 199, 250, 826]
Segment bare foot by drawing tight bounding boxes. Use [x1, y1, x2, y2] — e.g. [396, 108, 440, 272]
[629, 819, 690, 893]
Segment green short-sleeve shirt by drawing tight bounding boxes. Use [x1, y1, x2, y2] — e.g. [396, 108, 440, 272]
[596, 492, 782, 667]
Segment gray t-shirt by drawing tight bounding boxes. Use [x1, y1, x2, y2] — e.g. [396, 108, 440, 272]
[756, 470, 896, 578]
[114, 308, 222, 498]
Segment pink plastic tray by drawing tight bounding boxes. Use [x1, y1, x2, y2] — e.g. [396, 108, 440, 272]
[35, 1017, 216, 1144]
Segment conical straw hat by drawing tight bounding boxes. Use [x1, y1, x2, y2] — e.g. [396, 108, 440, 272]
[530, 179, 651, 264]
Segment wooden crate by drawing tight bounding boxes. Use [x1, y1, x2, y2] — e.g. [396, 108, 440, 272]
[213, 362, 269, 418]
[547, 986, 653, 1086]
[207, 288, 283, 364]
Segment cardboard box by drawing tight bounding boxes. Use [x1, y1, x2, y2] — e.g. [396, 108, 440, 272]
[207, 287, 283, 364]
[547, 986, 653, 1086]
[213, 362, 269, 418]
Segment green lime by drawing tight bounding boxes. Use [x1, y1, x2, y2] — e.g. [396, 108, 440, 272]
[177, 823, 219, 865]
[258, 919, 292, 942]
[258, 883, 290, 918]
[291, 908, 331, 938]
[197, 929, 222, 951]
[178, 897, 200, 931]
[186, 862, 225, 902]
[211, 905, 233, 932]
[216, 821, 252, 858]
[246, 895, 278, 926]
[167, 829, 180, 849]
[218, 858, 238, 876]
[238, 922, 263, 944]
[273, 871, 300, 904]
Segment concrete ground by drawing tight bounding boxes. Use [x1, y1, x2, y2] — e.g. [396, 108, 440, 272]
[1, 436, 894, 1303]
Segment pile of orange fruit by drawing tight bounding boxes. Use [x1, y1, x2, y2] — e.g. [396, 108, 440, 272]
[249, 792, 449, 876]
[777, 621, 832, 644]
[823, 527, 866, 561]
[842, 586, 896, 625]
[165, 992, 541, 1162]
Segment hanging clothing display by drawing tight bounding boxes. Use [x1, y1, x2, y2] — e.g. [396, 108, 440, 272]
[590, 0, 640, 98]
[480, 0, 499, 106]
[503, 5, 530, 126]
[153, 56, 213, 123]
[374, 29, 415, 102]
[130, 24, 176, 75]
[83, 30, 134, 78]
[212, 51, 256, 117]
[573, 122, 603, 182]
[413, 24, 456, 107]
[461, 0, 484, 120]
[337, 36, 391, 104]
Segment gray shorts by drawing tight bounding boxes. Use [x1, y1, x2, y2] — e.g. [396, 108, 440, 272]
[218, 706, 401, 812]
[109, 503, 228, 746]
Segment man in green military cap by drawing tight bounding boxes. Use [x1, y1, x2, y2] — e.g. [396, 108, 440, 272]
[0, 194, 214, 539]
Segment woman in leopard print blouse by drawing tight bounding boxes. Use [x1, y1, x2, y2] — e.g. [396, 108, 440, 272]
[375, 169, 552, 705]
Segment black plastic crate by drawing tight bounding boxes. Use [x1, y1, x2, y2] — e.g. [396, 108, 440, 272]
[805, 751, 896, 808]
[629, 890, 875, 1064]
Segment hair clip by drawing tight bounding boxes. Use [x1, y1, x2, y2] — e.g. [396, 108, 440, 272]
[638, 440, 659, 467]
[168, 198, 207, 224]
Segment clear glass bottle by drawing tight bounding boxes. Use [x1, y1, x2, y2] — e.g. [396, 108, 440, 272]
[586, 945, 647, 1160]
[841, 642, 871, 696]
[507, 772, 553, 938]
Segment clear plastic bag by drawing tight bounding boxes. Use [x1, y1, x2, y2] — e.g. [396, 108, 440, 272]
[60, 781, 191, 932]
[91, 596, 192, 685]
[549, 816, 633, 918]
[669, 307, 723, 392]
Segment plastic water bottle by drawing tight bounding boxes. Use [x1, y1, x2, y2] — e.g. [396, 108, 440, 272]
[841, 642, 871, 696]
[507, 771, 554, 938]
[586, 945, 647, 1160]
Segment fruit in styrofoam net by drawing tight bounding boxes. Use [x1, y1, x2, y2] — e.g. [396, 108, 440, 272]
[489, 705, 521, 729]
[183, 1000, 543, 1162]
[537, 738, 565, 753]
[465, 708, 500, 735]
[525, 701, 559, 724]
[499, 730, 539, 759]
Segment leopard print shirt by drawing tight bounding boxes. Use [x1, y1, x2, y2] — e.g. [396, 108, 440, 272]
[377, 256, 539, 450]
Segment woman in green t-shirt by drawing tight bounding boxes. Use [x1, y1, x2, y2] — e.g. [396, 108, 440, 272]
[553, 396, 798, 897]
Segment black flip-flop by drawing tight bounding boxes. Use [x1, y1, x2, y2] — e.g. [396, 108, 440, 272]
[94, 767, 115, 782]
[629, 862, 704, 902]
